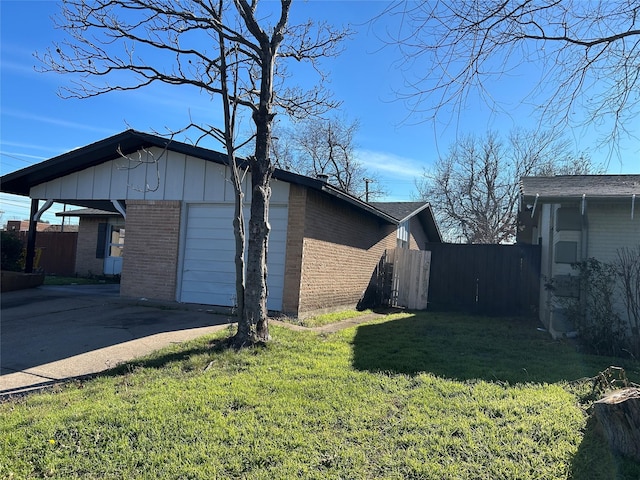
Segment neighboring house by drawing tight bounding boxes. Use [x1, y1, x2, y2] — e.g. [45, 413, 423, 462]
[519, 175, 640, 337]
[56, 208, 125, 276]
[4, 220, 75, 232]
[1, 130, 441, 318]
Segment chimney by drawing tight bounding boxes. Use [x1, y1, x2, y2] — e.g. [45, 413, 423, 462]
[316, 173, 329, 183]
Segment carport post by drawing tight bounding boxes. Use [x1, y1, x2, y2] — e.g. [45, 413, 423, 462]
[24, 199, 39, 273]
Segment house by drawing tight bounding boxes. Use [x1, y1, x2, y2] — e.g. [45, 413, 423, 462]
[55, 208, 125, 276]
[1, 130, 441, 318]
[4, 220, 77, 232]
[519, 175, 640, 337]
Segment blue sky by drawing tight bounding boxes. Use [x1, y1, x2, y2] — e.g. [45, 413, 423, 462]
[1, 0, 638, 225]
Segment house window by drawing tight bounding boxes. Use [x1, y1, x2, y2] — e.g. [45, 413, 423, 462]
[397, 220, 409, 249]
[555, 241, 577, 264]
[556, 207, 581, 231]
[108, 225, 125, 257]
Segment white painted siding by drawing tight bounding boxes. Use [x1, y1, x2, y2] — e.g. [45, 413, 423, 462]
[179, 203, 288, 311]
[29, 147, 290, 203]
[588, 203, 640, 262]
[540, 201, 640, 334]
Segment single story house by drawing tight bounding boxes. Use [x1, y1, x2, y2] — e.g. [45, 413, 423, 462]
[1, 130, 441, 318]
[518, 175, 640, 337]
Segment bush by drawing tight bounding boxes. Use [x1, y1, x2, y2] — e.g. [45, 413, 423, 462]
[1, 231, 24, 272]
[559, 255, 640, 358]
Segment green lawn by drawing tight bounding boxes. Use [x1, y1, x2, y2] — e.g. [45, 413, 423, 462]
[44, 275, 120, 285]
[2, 312, 639, 479]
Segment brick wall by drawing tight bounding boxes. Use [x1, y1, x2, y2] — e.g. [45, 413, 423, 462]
[294, 188, 396, 318]
[281, 185, 307, 315]
[121, 200, 181, 300]
[75, 217, 110, 276]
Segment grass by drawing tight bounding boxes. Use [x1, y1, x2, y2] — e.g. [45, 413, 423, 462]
[291, 309, 373, 328]
[2, 312, 640, 479]
[44, 275, 120, 285]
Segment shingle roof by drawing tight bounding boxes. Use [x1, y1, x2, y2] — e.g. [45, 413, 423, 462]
[370, 202, 429, 222]
[520, 175, 640, 201]
[371, 201, 442, 242]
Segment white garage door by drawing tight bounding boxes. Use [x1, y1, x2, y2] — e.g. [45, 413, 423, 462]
[180, 204, 288, 311]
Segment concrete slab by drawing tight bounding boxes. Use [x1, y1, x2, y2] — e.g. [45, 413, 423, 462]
[1, 285, 234, 396]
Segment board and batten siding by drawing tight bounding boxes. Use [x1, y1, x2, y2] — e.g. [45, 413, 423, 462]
[29, 147, 290, 204]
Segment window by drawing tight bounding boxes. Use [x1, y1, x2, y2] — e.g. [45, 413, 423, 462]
[555, 241, 577, 264]
[397, 220, 409, 249]
[556, 207, 581, 231]
[108, 225, 125, 257]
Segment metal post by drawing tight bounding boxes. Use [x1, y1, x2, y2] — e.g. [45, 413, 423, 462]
[24, 199, 39, 273]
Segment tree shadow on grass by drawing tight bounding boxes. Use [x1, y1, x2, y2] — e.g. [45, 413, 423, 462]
[102, 331, 246, 378]
[351, 312, 639, 385]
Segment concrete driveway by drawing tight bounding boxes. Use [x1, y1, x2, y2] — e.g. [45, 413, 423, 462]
[1, 284, 233, 396]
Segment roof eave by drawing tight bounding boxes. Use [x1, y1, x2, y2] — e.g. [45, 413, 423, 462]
[320, 184, 398, 224]
[522, 193, 638, 203]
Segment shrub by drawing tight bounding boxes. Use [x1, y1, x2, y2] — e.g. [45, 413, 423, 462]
[1, 231, 24, 272]
[566, 258, 625, 356]
[556, 253, 640, 358]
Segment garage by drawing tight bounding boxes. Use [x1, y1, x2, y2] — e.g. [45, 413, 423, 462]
[179, 203, 289, 310]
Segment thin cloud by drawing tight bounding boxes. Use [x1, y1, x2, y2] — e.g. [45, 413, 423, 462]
[0, 141, 66, 155]
[3, 109, 116, 135]
[1, 150, 48, 161]
[356, 149, 425, 179]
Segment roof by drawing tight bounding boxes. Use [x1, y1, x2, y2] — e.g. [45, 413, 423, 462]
[0, 130, 440, 237]
[371, 201, 442, 243]
[520, 175, 640, 202]
[1, 130, 229, 196]
[370, 202, 428, 222]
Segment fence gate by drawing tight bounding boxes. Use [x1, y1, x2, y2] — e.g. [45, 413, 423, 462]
[425, 243, 541, 315]
[386, 248, 432, 310]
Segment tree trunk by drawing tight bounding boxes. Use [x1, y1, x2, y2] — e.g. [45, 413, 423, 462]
[237, 161, 271, 344]
[233, 54, 275, 345]
[592, 388, 640, 461]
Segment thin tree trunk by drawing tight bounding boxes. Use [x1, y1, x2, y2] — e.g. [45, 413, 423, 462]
[217, 22, 246, 326]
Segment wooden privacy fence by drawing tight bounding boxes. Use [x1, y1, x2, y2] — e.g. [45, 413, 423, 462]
[17, 231, 78, 276]
[425, 243, 541, 315]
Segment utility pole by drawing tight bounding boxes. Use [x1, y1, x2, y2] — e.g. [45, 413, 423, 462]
[364, 178, 373, 202]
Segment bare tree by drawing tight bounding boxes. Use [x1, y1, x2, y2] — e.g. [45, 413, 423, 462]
[416, 129, 599, 243]
[39, 0, 350, 345]
[381, 0, 640, 151]
[273, 115, 386, 200]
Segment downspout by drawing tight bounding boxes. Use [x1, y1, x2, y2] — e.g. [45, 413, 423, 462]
[580, 195, 589, 261]
[632, 194, 636, 220]
[544, 204, 555, 330]
[24, 199, 54, 273]
[579, 196, 589, 336]
[111, 199, 127, 219]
